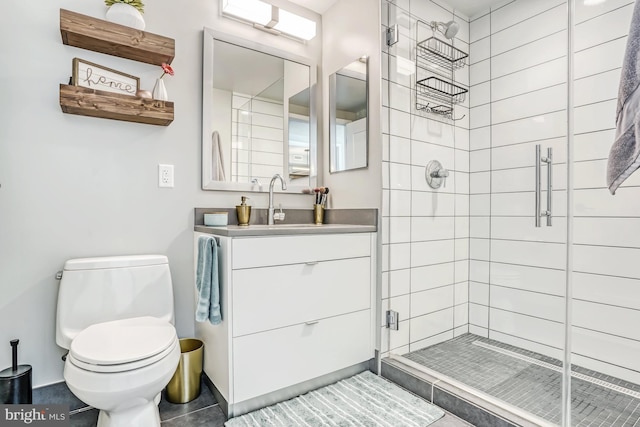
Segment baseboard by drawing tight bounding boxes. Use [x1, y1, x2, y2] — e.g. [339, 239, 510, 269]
[202, 373, 229, 417]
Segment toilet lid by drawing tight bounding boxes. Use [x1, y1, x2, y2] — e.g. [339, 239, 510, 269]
[70, 316, 177, 367]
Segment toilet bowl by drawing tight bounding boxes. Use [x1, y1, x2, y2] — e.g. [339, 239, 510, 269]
[64, 317, 180, 427]
[56, 255, 180, 427]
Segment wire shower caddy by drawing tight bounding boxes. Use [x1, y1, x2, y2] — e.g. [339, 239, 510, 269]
[415, 21, 469, 119]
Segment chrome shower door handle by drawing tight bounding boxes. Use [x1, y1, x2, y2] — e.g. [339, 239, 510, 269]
[535, 145, 541, 227]
[535, 145, 552, 228]
[544, 147, 552, 226]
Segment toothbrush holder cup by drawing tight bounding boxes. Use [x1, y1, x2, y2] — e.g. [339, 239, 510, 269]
[313, 204, 324, 225]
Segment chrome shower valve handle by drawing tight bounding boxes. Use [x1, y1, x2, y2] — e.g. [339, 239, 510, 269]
[431, 169, 449, 178]
[425, 160, 449, 189]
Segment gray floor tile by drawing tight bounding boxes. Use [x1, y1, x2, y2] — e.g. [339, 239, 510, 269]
[59, 369, 470, 427]
[161, 405, 226, 427]
[432, 413, 475, 427]
[159, 381, 217, 421]
[68, 381, 219, 427]
[33, 381, 85, 411]
[69, 408, 98, 427]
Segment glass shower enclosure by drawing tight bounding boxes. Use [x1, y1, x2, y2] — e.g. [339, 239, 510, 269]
[380, 0, 640, 425]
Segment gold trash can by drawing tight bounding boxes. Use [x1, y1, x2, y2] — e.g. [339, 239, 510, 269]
[165, 339, 204, 403]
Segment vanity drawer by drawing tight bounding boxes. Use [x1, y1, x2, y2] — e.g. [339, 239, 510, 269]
[232, 233, 371, 269]
[232, 309, 371, 403]
[232, 257, 371, 337]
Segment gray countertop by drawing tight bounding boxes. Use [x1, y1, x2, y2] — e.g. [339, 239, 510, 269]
[194, 223, 376, 237]
[194, 207, 378, 237]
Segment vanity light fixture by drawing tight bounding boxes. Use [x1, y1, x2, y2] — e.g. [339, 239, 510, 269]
[221, 0, 272, 26]
[221, 0, 317, 42]
[273, 8, 317, 41]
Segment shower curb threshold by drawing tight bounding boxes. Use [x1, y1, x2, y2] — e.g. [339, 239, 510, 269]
[381, 355, 553, 427]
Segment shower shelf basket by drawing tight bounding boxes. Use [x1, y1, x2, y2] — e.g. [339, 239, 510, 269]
[416, 76, 468, 105]
[416, 36, 468, 70]
[415, 102, 455, 119]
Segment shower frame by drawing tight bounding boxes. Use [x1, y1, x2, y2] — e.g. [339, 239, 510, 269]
[380, 1, 583, 425]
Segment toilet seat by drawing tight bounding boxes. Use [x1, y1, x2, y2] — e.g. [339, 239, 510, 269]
[69, 316, 177, 373]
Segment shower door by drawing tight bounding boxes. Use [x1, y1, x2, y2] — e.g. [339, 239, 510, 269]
[463, 2, 571, 425]
[570, 0, 640, 426]
[382, 0, 640, 425]
[381, 0, 570, 425]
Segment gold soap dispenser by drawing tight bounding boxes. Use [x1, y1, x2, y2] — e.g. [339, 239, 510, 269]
[236, 196, 251, 226]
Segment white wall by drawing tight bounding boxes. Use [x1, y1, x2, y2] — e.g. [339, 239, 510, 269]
[468, 0, 640, 384]
[322, 0, 382, 209]
[0, 0, 321, 387]
[380, 0, 471, 356]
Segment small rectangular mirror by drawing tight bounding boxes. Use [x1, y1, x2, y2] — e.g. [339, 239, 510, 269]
[329, 57, 369, 173]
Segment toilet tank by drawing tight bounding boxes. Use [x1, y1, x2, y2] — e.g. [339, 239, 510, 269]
[56, 255, 175, 349]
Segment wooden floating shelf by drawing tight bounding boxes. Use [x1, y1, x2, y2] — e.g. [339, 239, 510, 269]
[60, 9, 175, 66]
[59, 84, 174, 126]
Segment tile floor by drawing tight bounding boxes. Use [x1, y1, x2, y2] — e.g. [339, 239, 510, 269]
[63, 376, 471, 426]
[404, 333, 640, 426]
[68, 385, 224, 426]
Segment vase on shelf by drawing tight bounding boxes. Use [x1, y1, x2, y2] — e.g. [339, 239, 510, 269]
[105, 3, 145, 30]
[152, 79, 168, 101]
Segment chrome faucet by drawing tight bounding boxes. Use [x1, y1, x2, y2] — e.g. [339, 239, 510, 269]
[268, 174, 287, 225]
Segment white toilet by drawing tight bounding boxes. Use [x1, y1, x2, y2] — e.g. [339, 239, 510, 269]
[56, 255, 181, 427]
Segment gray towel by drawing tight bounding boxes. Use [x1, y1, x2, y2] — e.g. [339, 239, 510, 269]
[195, 236, 221, 325]
[607, 0, 640, 194]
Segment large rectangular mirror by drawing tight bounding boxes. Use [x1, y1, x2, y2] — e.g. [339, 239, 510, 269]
[202, 28, 317, 192]
[329, 57, 368, 173]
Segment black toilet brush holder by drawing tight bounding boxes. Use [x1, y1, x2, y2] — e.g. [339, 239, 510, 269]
[0, 339, 32, 404]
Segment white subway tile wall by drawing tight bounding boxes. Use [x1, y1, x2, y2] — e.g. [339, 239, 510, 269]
[381, 0, 470, 357]
[231, 94, 284, 182]
[468, 0, 640, 385]
[572, 0, 640, 377]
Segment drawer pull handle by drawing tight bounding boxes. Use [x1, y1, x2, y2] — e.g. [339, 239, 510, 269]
[305, 261, 319, 266]
[305, 320, 320, 326]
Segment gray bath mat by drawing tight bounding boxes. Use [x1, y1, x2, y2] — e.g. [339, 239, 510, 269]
[225, 370, 444, 426]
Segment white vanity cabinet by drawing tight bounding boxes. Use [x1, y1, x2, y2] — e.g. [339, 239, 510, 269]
[194, 231, 376, 417]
